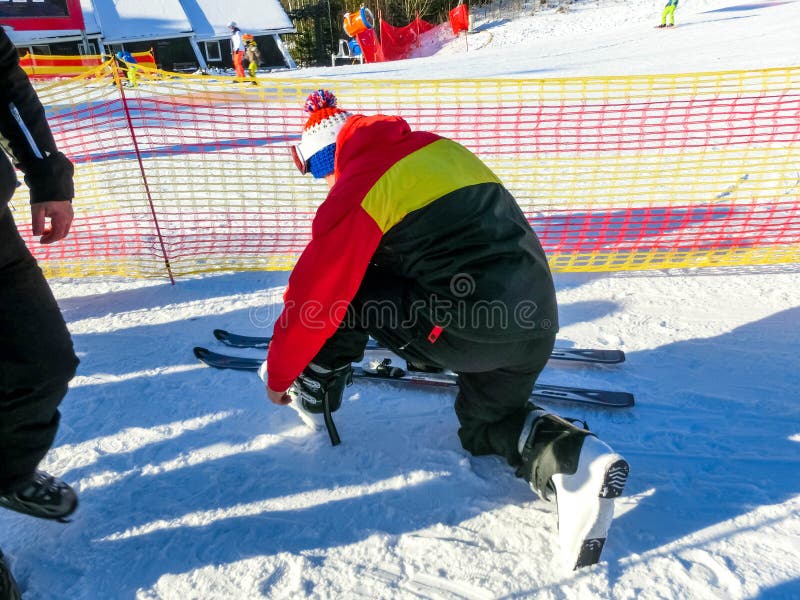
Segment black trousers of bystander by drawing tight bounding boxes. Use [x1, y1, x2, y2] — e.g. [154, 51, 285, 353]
[0, 205, 78, 493]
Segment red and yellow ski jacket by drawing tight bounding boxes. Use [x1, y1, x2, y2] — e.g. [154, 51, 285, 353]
[267, 114, 557, 392]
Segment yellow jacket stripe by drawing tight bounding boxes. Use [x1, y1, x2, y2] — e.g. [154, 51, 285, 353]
[361, 138, 501, 233]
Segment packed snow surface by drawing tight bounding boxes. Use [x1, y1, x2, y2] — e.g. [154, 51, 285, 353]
[3, 0, 799, 598]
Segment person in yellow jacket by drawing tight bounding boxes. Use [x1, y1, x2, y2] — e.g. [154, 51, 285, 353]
[658, 0, 679, 27]
[115, 51, 138, 87]
[243, 34, 262, 78]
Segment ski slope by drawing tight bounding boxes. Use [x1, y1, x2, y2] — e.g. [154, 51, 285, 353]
[3, 0, 800, 598]
[283, 0, 800, 79]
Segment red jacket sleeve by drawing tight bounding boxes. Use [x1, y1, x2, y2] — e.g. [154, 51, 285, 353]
[266, 199, 382, 392]
[266, 114, 441, 391]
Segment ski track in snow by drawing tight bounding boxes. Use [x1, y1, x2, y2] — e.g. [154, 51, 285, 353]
[2, 0, 800, 598]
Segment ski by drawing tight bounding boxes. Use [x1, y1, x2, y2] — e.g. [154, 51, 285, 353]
[212, 329, 626, 365]
[193, 347, 635, 408]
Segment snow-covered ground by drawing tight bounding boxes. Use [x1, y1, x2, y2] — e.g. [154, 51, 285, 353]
[3, 0, 800, 598]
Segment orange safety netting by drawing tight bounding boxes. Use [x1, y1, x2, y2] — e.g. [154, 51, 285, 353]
[20, 50, 156, 78]
[11, 63, 800, 279]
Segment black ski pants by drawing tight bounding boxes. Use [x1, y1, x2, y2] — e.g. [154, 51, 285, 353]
[312, 265, 556, 467]
[0, 206, 78, 493]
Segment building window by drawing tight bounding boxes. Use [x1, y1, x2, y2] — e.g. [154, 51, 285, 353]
[79, 42, 98, 55]
[204, 40, 221, 62]
[203, 40, 222, 62]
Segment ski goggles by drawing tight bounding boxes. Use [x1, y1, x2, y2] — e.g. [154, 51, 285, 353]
[290, 144, 310, 175]
[290, 111, 351, 176]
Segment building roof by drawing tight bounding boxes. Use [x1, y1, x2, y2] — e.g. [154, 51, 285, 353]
[5, 0, 294, 45]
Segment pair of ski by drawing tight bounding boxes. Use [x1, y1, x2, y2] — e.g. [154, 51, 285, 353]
[196, 331, 632, 570]
[194, 329, 634, 409]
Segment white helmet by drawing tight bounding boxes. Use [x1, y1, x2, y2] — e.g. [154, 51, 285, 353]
[227, 21, 237, 29]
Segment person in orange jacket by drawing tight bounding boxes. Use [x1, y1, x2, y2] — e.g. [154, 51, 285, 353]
[227, 21, 246, 77]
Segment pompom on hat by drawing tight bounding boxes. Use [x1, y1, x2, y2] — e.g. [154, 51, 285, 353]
[292, 90, 351, 178]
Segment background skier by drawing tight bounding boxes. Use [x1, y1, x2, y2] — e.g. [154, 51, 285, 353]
[227, 21, 246, 78]
[115, 50, 138, 87]
[243, 34, 262, 78]
[262, 89, 629, 570]
[658, 0, 679, 27]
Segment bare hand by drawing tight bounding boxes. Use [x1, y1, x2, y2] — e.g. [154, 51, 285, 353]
[267, 386, 291, 405]
[31, 201, 73, 244]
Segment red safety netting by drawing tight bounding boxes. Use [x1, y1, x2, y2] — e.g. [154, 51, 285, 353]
[355, 29, 385, 63]
[379, 17, 436, 61]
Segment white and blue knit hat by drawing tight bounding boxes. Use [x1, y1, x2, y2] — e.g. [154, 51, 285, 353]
[298, 90, 351, 178]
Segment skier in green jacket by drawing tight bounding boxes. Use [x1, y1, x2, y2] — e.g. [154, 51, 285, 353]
[658, 0, 679, 27]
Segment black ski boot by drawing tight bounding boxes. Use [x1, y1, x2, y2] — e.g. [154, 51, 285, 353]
[289, 362, 352, 446]
[0, 550, 21, 600]
[291, 363, 352, 411]
[516, 409, 628, 570]
[0, 471, 78, 522]
[258, 360, 352, 445]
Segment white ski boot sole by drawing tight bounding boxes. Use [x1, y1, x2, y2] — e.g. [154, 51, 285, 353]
[258, 360, 324, 431]
[551, 435, 629, 570]
[286, 396, 325, 431]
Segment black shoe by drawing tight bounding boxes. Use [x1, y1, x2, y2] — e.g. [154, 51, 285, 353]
[0, 551, 21, 600]
[0, 471, 78, 522]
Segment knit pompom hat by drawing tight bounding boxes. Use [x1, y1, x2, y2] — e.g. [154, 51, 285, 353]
[298, 89, 351, 178]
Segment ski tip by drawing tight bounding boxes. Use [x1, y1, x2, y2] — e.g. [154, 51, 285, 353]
[212, 329, 229, 341]
[606, 393, 635, 408]
[193, 346, 210, 360]
[611, 392, 635, 407]
[549, 348, 626, 365]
